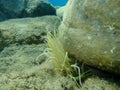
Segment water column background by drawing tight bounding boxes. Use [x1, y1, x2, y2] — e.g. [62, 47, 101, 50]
[48, 0, 68, 6]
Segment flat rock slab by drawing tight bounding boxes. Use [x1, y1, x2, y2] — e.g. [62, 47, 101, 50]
[0, 16, 61, 51]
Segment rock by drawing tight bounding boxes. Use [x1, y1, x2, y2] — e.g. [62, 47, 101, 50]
[0, 44, 46, 73]
[0, 16, 61, 51]
[0, 0, 56, 21]
[56, 6, 66, 20]
[59, 0, 120, 75]
[0, 0, 25, 21]
[25, 0, 56, 17]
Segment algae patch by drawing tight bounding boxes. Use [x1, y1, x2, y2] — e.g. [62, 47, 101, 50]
[46, 32, 89, 86]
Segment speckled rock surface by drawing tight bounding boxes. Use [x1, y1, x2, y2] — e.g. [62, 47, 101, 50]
[59, 0, 120, 75]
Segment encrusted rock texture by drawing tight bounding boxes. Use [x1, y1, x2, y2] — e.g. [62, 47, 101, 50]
[59, 0, 120, 75]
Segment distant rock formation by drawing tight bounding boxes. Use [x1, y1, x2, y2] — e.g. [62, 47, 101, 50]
[0, 0, 56, 21]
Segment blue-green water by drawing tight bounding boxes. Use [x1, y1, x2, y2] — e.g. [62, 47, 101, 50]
[48, 0, 68, 6]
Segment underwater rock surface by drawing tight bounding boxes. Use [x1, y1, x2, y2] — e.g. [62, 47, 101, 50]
[0, 1, 120, 89]
[59, 0, 120, 75]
